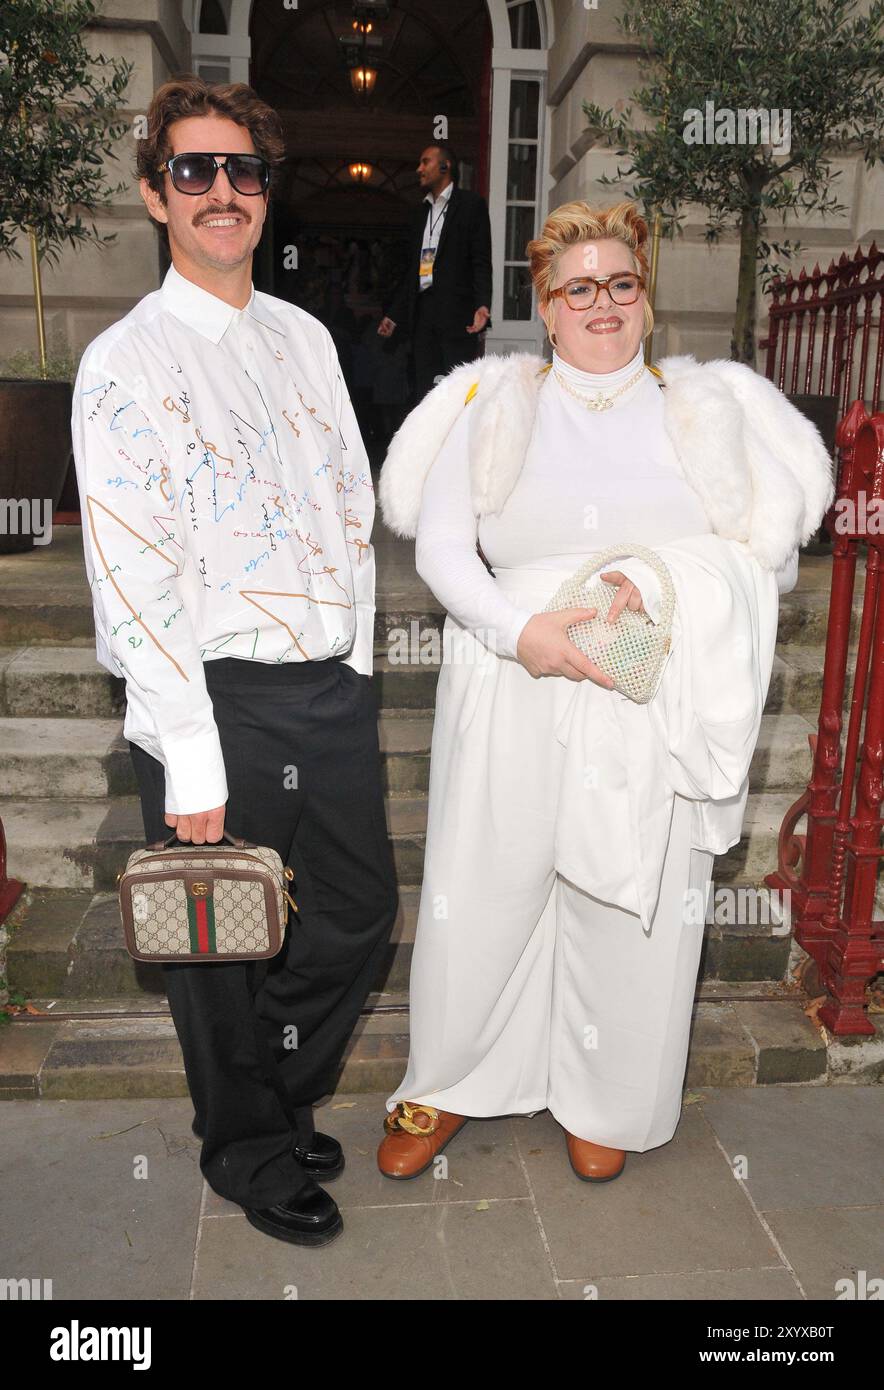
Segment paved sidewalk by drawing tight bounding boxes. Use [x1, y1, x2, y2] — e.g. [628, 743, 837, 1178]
[3, 1085, 883, 1301]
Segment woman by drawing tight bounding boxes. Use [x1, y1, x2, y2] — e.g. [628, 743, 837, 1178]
[376, 200, 833, 1182]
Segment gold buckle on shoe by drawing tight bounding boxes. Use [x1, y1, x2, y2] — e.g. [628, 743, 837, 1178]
[384, 1101, 440, 1137]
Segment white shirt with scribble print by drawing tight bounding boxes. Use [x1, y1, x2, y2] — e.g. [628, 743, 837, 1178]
[71, 262, 376, 815]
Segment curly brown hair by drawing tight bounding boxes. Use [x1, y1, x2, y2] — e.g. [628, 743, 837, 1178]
[527, 199, 654, 339]
[136, 74, 285, 216]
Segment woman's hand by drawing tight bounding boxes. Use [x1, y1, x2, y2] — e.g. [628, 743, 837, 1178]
[599, 571, 648, 621]
[516, 608, 617, 685]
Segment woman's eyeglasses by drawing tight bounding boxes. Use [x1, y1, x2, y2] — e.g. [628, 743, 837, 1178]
[157, 152, 271, 197]
[548, 273, 645, 309]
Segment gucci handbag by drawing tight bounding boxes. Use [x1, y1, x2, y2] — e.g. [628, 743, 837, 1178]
[542, 541, 676, 704]
[117, 831, 298, 963]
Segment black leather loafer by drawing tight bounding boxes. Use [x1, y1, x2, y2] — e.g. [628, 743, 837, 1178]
[293, 1132, 344, 1181]
[242, 1178, 343, 1246]
[191, 1120, 344, 1181]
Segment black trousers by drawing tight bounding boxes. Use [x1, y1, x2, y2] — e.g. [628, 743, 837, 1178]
[412, 286, 482, 403]
[129, 656, 399, 1207]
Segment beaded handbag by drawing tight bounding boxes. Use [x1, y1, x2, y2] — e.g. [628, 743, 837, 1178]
[542, 542, 676, 704]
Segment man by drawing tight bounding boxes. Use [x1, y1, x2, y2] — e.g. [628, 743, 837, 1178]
[378, 144, 492, 402]
[71, 76, 398, 1247]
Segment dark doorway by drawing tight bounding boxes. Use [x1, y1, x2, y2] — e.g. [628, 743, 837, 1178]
[249, 0, 492, 449]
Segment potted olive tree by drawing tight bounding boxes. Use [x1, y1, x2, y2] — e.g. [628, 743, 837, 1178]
[0, 0, 131, 552]
[582, 0, 883, 367]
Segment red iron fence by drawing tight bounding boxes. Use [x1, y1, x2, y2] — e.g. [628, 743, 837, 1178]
[762, 243, 883, 417]
[766, 402, 884, 1033]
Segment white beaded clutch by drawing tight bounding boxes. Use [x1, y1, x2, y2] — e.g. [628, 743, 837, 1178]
[542, 542, 676, 703]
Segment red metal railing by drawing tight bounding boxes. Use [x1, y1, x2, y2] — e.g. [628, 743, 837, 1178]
[761, 243, 884, 418]
[766, 402, 884, 1033]
[0, 815, 24, 924]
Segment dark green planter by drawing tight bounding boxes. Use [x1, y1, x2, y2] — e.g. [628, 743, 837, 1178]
[0, 378, 73, 553]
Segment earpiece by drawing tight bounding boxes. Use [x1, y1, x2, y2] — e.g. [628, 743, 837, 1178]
[438, 161, 448, 172]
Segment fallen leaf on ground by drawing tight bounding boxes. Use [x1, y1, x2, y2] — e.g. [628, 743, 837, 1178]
[804, 995, 828, 1028]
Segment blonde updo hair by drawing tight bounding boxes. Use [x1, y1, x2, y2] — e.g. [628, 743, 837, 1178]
[527, 199, 654, 341]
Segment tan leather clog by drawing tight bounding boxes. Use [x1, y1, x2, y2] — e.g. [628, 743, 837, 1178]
[377, 1102, 467, 1179]
[565, 1130, 627, 1182]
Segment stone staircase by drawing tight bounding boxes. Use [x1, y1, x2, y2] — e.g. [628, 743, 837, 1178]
[1, 527, 882, 1102]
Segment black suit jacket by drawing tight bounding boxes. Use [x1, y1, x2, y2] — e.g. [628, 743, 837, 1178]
[387, 185, 493, 338]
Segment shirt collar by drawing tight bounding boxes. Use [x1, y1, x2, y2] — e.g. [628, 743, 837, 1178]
[160, 262, 285, 343]
[423, 181, 454, 208]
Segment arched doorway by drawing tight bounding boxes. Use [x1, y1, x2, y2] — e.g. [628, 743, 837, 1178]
[187, 0, 552, 361]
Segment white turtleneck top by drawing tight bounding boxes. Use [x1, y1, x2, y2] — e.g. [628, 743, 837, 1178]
[414, 344, 793, 659]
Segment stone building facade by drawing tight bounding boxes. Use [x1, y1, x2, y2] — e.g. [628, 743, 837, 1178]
[2, 0, 881, 369]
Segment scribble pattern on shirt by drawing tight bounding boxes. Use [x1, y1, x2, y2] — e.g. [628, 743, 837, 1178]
[70, 264, 376, 813]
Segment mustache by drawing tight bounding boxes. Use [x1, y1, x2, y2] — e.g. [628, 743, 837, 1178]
[195, 204, 250, 224]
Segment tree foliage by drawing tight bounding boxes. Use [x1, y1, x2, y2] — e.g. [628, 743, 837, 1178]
[582, 0, 883, 362]
[0, 0, 133, 265]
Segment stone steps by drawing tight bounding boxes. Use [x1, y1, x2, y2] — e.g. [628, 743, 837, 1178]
[0, 561, 865, 652]
[0, 644, 442, 719]
[0, 709, 818, 803]
[0, 601, 449, 650]
[5, 980, 881, 1102]
[1, 788, 804, 895]
[0, 712, 436, 799]
[5, 535, 877, 1103]
[767, 644, 863, 718]
[0, 638, 866, 725]
[4, 868, 797, 1004]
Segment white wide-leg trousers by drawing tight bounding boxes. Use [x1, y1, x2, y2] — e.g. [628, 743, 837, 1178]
[388, 597, 714, 1153]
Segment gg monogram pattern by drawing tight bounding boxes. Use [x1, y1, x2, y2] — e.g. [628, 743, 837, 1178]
[131, 879, 191, 954]
[120, 843, 288, 959]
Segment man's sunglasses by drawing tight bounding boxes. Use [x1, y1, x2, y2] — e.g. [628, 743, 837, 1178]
[548, 273, 645, 309]
[157, 152, 271, 196]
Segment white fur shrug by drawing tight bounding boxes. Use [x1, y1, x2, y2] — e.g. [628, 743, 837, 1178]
[378, 352, 835, 571]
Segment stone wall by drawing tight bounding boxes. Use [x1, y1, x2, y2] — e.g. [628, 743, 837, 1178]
[2, 0, 881, 371]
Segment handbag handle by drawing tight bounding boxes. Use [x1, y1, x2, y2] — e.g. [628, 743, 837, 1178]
[147, 829, 253, 851]
[570, 541, 676, 630]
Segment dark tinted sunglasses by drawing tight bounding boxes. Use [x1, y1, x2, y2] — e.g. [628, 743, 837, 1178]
[157, 152, 270, 196]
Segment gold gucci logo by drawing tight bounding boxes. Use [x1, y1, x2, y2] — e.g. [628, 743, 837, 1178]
[191, 882, 209, 896]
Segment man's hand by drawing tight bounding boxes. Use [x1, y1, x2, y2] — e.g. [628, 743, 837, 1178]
[165, 804, 226, 845]
[378, 316, 397, 338]
[516, 609, 617, 685]
[466, 306, 490, 334]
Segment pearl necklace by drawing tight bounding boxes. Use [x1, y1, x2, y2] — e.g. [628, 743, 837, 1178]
[553, 361, 646, 411]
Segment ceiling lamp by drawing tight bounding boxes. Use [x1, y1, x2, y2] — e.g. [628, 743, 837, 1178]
[349, 64, 377, 98]
[349, 162, 372, 182]
[341, 1, 387, 101]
